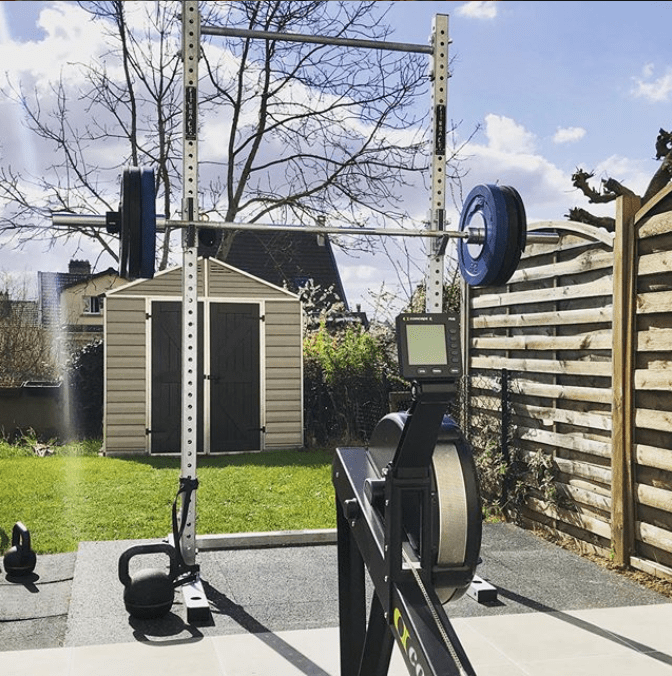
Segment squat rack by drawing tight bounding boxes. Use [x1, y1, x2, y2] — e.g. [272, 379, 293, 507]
[47, 1, 558, 632]
[175, 0, 453, 622]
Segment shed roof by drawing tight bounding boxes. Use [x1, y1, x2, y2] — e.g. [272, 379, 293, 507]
[105, 256, 300, 300]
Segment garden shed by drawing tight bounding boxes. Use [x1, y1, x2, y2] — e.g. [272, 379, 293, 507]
[102, 257, 303, 455]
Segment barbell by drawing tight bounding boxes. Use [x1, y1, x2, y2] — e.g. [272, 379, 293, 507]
[52, 166, 556, 285]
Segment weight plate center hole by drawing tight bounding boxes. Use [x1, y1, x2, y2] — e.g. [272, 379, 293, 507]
[466, 210, 486, 260]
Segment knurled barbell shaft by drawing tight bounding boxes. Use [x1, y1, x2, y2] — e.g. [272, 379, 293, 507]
[51, 213, 560, 243]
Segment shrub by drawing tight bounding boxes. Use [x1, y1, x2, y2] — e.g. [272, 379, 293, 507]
[303, 322, 396, 446]
[66, 340, 104, 439]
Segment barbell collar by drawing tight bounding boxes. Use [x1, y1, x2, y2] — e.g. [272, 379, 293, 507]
[465, 227, 486, 244]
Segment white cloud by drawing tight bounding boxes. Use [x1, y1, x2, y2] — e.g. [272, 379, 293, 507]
[451, 114, 571, 222]
[483, 114, 537, 154]
[553, 126, 586, 144]
[455, 2, 498, 20]
[0, 4, 106, 91]
[631, 64, 672, 103]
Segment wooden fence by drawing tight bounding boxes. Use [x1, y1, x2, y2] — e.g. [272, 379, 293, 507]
[462, 184, 672, 582]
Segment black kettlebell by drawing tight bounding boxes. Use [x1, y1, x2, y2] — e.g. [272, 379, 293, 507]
[3, 522, 37, 577]
[118, 543, 178, 619]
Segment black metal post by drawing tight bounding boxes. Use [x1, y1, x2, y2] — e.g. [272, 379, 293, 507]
[336, 498, 366, 676]
[500, 368, 511, 509]
[357, 593, 394, 676]
[501, 368, 510, 465]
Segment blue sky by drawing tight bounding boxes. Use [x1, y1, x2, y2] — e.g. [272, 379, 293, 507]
[0, 1, 670, 314]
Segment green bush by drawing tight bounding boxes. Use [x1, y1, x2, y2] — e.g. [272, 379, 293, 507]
[66, 340, 104, 439]
[303, 322, 396, 446]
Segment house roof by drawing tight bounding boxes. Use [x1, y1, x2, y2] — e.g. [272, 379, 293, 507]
[224, 231, 349, 310]
[60, 267, 118, 292]
[38, 264, 119, 325]
[38, 271, 92, 326]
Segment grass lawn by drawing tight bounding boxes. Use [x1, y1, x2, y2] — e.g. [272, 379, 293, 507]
[0, 440, 336, 554]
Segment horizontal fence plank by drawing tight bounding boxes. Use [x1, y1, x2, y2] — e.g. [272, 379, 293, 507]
[471, 356, 611, 377]
[551, 455, 612, 485]
[519, 448, 611, 484]
[636, 482, 672, 513]
[528, 220, 615, 246]
[636, 408, 672, 433]
[636, 444, 672, 472]
[510, 379, 612, 404]
[471, 306, 612, 329]
[513, 402, 612, 431]
[634, 369, 672, 390]
[567, 477, 612, 497]
[518, 426, 611, 458]
[468, 374, 501, 392]
[472, 332, 612, 352]
[637, 209, 672, 238]
[556, 480, 611, 512]
[636, 521, 672, 555]
[637, 290, 672, 314]
[525, 497, 612, 540]
[637, 329, 672, 352]
[629, 556, 672, 583]
[509, 249, 614, 284]
[638, 250, 672, 277]
[472, 277, 613, 310]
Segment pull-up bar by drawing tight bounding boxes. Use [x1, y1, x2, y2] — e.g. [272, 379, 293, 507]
[200, 24, 436, 55]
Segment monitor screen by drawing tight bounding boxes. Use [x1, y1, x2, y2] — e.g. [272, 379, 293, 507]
[405, 324, 448, 365]
[395, 312, 461, 382]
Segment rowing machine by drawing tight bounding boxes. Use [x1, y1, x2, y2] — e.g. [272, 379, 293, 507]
[333, 312, 481, 676]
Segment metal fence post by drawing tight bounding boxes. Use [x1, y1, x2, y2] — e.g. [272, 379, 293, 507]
[501, 368, 510, 465]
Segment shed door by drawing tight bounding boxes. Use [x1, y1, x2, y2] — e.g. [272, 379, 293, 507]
[151, 301, 203, 453]
[209, 303, 260, 452]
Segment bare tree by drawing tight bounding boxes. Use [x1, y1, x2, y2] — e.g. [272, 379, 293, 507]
[567, 128, 672, 229]
[0, 1, 183, 271]
[197, 1, 432, 259]
[0, 1, 468, 287]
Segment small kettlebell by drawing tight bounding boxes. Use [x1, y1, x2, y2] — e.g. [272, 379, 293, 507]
[118, 543, 178, 619]
[3, 522, 37, 577]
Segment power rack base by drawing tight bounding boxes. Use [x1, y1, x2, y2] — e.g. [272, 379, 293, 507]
[333, 313, 482, 676]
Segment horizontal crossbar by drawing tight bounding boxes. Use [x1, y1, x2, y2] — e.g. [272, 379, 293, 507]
[200, 24, 436, 54]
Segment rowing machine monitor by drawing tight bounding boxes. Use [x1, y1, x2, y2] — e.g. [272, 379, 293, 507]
[333, 312, 482, 676]
[396, 312, 461, 382]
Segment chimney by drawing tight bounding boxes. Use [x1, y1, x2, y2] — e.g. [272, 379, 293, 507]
[69, 260, 91, 275]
